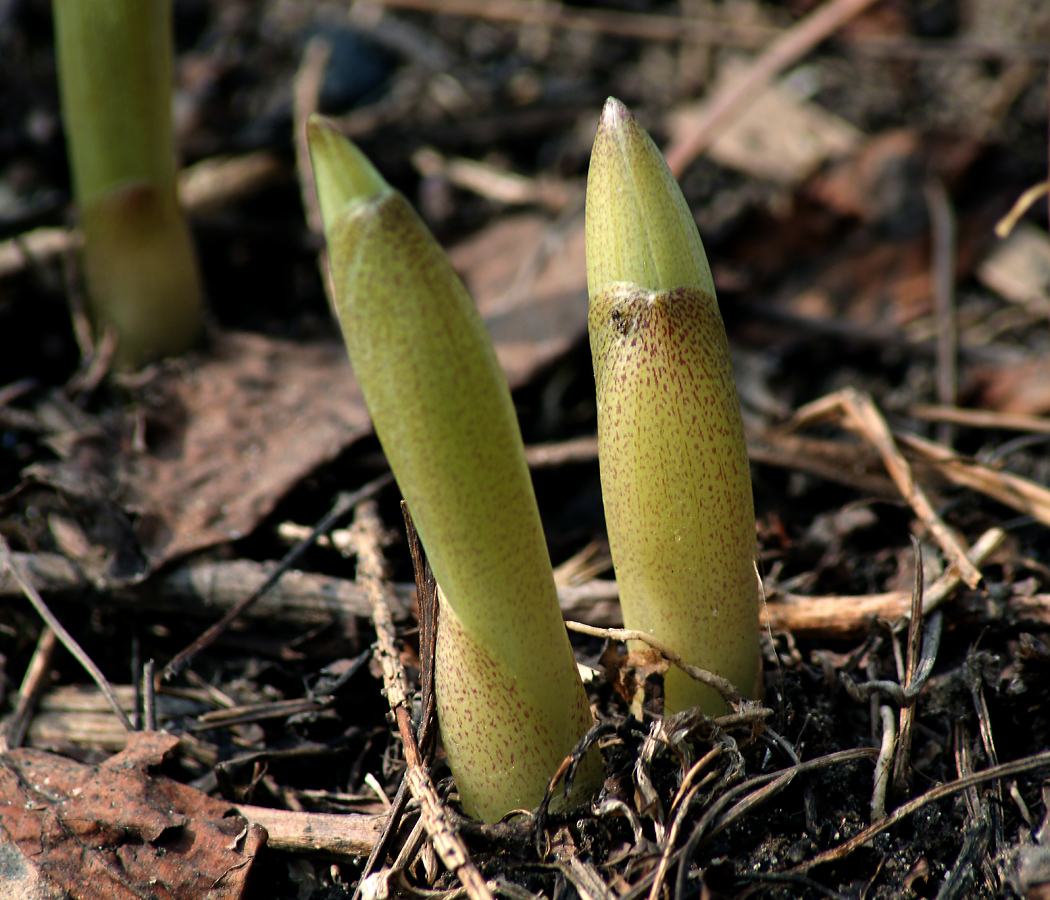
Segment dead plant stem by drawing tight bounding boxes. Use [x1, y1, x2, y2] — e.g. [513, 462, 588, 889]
[0, 536, 133, 733]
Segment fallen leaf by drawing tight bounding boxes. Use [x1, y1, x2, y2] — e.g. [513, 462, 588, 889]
[0, 731, 264, 900]
[125, 332, 372, 565]
[973, 357, 1050, 416]
[668, 59, 863, 185]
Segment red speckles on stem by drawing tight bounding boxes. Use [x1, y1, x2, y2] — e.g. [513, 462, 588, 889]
[588, 282, 758, 715]
[435, 594, 599, 821]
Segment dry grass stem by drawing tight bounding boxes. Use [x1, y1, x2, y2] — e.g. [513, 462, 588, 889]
[870, 706, 897, 822]
[995, 180, 1050, 238]
[564, 621, 742, 703]
[645, 748, 722, 900]
[663, 0, 882, 176]
[349, 500, 495, 900]
[784, 388, 982, 587]
[0, 536, 133, 733]
[907, 404, 1050, 434]
[897, 432, 1050, 528]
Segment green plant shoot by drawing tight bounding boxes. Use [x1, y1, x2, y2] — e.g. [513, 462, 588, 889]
[53, 0, 203, 368]
[586, 97, 759, 715]
[307, 117, 602, 822]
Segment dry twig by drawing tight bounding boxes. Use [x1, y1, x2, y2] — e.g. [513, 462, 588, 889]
[896, 432, 1050, 528]
[0, 626, 58, 750]
[349, 500, 495, 900]
[765, 526, 1004, 638]
[663, 0, 882, 176]
[0, 536, 133, 733]
[162, 473, 391, 680]
[783, 388, 982, 587]
[564, 621, 742, 703]
[907, 405, 1050, 434]
[0, 524, 1018, 642]
[366, 0, 1045, 61]
[234, 804, 386, 857]
[293, 37, 331, 240]
[925, 179, 957, 447]
[369, 0, 776, 50]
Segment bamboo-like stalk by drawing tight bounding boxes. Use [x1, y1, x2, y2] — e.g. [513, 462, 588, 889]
[586, 98, 759, 715]
[53, 0, 203, 368]
[307, 117, 601, 822]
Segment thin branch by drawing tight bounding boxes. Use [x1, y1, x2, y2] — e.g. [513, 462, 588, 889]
[792, 748, 1050, 872]
[925, 179, 958, 447]
[163, 472, 392, 680]
[664, 0, 882, 176]
[142, 659, 157, 732]
[350, 500, 494, 900]
[785, 389, 982, 587]
[565, 620, 741, 703]
[369, 0, 776, 50]
[366, 0, 1046, 61]
[293, 37, 331, 239]
[0, 626, 58, 750]
[907, 405, 1050, 434]
[0, 536, 133, 733]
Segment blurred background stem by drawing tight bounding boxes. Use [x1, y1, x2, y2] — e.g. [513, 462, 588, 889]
[53, 0, 203, 369]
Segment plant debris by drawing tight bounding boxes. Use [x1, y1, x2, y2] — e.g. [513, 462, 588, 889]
[0, 731, 264, 900]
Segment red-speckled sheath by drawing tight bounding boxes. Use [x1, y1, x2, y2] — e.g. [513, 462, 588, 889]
[586, 98, 759, 715]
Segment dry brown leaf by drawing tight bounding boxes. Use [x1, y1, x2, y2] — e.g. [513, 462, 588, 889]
[0, 732, 264, 900]
[124, 214, 590, 566]
[125, 332, 373, 565]
[973, 357, 1050, 417]
[668, 59, 862, 185]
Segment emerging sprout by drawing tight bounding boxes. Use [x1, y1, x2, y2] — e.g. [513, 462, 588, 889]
[53, 0, 203, 368]
[586, 98, 759, 715]
[307, 117, 601, 822]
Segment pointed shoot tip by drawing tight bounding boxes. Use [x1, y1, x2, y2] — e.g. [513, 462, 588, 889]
[307, 116, 390, 232]
[586, 97, 715, 298]
[599, 96, 629, 129]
